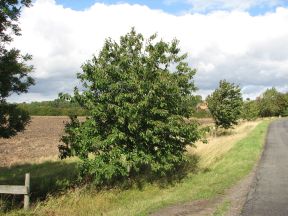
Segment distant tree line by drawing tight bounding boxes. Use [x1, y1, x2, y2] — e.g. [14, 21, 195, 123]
[192, 86, 288, 125]
[17, 99, 88, 116]
[238, 87, 288, 122]
[14, 86, 288, 122]
[205, 83, 288, 129]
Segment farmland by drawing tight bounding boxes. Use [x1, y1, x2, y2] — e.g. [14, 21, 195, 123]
[0, 116, 69, 167]
[0, 117, 271, 215]
[0, 116, 213, 167]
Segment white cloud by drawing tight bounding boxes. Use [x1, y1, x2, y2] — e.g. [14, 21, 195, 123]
[9, 0, 288, 102]
[171, 0, 284, 12]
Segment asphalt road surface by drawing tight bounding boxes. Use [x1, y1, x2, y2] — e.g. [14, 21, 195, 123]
[241, 119, 288, 216]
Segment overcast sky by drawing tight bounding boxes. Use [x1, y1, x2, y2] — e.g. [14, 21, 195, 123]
[8, 0, 288, 102]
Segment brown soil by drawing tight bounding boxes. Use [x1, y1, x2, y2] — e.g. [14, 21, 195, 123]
[0, 116, 70, 167]
[0, 116, 213, 168]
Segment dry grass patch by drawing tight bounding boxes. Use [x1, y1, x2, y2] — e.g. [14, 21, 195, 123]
[188, 120, 261, 168]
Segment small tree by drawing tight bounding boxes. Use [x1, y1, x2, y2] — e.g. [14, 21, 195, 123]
[59, 29, 202, 185]
[242, 100, 259, 121]
[0, 0, 34, 138]
[207, 80, 243, 129]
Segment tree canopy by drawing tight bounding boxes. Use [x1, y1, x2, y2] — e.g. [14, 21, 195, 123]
[242, 100, 259, 121]
[59, 29, 202, 185]
[258, 87, 288, 117]
[0, 0, 32, 44]
[207, 80, 243, 129]
[0, 0, 34, 138]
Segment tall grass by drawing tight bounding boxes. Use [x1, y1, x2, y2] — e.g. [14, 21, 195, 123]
[2, 120, 270, 215]
[0, 159, 77, 212]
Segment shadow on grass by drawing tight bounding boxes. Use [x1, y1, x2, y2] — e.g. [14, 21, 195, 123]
[88, 154, 201, 191]
[0, 160, 78, 212]
[0, 154, 200, 212]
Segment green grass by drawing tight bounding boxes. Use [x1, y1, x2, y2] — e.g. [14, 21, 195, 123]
[1, 120, 270, 216]
[0, 159, 78, 212]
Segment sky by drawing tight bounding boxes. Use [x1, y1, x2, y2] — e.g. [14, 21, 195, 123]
[8, 0, 288, 102]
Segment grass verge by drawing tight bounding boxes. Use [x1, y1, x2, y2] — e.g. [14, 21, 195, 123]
[2, 120, 270, 216]
[0, 159, 77, 212]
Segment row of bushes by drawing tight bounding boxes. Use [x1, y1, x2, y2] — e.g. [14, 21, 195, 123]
[16, 99, 88, 116]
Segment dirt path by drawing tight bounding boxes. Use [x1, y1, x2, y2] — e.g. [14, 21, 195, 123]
[241, 119, 288, 216]
[150, 168, 256, 216]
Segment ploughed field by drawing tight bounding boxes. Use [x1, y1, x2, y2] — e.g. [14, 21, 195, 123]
[0, 116, 214, 167]
[0, 116, 69, 167]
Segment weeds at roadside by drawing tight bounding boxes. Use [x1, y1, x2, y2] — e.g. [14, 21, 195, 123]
[213, 200, 231, 216]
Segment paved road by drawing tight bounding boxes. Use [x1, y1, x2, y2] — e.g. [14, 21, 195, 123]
[242, 119, 288, 216]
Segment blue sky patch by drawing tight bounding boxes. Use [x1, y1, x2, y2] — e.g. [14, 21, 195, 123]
[54, 0, 288, 16]
[55, 0, 189, 14]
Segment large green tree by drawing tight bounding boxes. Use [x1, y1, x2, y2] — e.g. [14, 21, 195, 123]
[59, 29, 202, 185]
[0, 0, 34, 137]
[207, 80, 243, 129]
